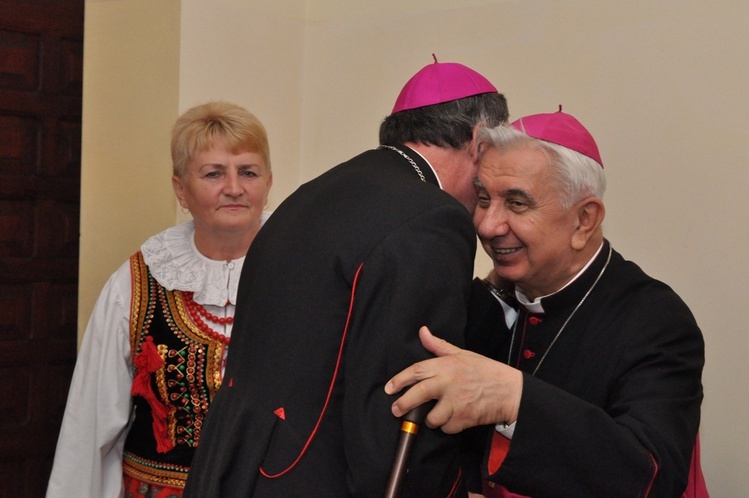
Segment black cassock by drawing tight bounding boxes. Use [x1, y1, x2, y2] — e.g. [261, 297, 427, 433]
[467, 240, 705, 498]
[184, 145, 476, 497]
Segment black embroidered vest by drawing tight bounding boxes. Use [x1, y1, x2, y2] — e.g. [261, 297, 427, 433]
[122, 251, 226, 488]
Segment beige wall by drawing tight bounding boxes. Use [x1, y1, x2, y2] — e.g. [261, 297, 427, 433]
[178, 0, 306, 209]
[79, 0, 181, 338]
[81, 0, 749, 494]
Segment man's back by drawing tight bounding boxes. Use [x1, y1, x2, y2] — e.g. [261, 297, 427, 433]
[185, 146, 477, 497]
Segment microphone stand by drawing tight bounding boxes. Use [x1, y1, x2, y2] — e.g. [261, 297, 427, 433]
[383, 402, 433, 498]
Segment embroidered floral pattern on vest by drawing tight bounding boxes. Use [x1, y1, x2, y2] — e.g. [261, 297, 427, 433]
[125, 252, 227, 476]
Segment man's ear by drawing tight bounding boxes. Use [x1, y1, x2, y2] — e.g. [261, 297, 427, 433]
[468, 124, 483, 161]
[571, 197, 605, 250]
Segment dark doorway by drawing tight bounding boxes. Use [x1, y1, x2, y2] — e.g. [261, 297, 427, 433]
[0, 1, 84, 496]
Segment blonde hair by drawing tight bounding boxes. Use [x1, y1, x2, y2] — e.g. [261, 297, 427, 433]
[171, 101, 270, 177]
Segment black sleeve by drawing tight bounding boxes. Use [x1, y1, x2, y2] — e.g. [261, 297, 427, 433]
[342, 203, 476, 497]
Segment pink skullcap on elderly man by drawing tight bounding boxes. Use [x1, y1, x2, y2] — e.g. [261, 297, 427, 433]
[512, 106, 603, 168]
[391, 54, 498, 114]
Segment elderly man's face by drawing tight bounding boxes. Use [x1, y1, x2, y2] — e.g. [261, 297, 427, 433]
[473, 146, 581, 300]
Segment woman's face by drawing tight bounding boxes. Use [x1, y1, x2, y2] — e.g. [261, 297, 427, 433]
[172, 140, 272, 239]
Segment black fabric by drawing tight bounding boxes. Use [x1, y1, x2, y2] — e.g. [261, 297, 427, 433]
[184, 146, 476, 497]
[472, 241, 704, 498]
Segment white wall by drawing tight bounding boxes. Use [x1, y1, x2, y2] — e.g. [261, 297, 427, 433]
[82, 0, 749, 494]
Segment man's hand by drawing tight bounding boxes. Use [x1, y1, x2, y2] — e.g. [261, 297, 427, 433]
[385, 326, 523, 434]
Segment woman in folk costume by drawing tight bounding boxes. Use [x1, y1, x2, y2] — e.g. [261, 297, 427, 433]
[46, 101, 273, 498]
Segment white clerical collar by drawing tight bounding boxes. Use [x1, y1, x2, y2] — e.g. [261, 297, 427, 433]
[517, 241, 605, 313]
[409, 148, 444, 190]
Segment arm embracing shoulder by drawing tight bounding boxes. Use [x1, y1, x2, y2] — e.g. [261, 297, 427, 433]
[344, 203, 476, 497]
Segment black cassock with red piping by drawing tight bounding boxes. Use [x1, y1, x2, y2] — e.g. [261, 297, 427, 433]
[184, 145, 476, 497]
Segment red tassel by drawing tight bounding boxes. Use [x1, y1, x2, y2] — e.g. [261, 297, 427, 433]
[131, 336, 174, 453]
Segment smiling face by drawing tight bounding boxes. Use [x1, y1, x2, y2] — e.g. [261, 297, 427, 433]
[473, 146, 591, 299]
[173, 140, 272, 243]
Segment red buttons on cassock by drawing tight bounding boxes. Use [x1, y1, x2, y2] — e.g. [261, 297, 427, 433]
[529, 316, 542, 325]
[523, 349, 535, 359]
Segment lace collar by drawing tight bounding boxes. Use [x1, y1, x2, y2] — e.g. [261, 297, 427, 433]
[140, 214, 270, 306]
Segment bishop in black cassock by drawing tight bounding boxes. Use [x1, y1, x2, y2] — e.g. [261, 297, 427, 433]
[184, 59, 509, 497]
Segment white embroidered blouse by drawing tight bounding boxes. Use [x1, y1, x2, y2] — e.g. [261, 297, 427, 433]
[46, 216, 269, 498]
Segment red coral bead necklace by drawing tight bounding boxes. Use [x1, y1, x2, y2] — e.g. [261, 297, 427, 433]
[183, 291, 232, 345]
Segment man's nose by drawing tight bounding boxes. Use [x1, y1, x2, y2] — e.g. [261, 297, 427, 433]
[475, 205, 510, 239]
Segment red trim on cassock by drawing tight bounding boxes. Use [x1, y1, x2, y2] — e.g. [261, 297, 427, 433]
[642, 452, 659, 497]
[682, 434, 710, 498]
[446, 466, 463, 497]
[259, 263, 365, 479]
[488, 430, 511, 474]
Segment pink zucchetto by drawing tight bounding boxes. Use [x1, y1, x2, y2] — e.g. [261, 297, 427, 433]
[391, 55, 498, 114]
[511, 106, 603, 168]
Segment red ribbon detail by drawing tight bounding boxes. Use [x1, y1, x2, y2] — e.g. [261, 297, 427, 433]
[131, 336, 174, 453]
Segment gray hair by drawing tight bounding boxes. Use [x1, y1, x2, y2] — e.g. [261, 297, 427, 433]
[477, 125, 606, 209]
